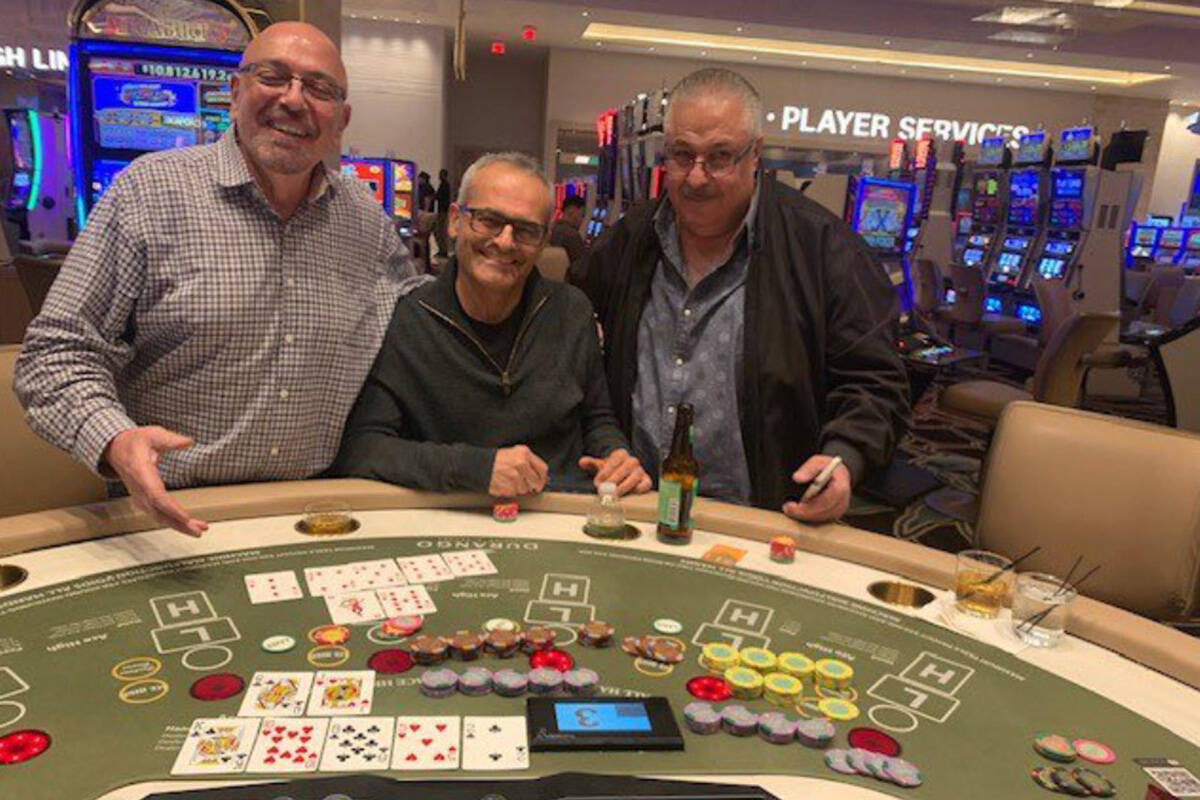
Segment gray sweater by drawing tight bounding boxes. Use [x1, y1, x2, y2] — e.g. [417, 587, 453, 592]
[331, 260, 628, 492]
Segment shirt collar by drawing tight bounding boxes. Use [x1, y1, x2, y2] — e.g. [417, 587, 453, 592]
[216, 125, 337, 203]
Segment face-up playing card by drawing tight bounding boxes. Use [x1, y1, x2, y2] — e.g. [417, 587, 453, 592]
[347, 559, 407, 590]
[247, 717, 328, 773]
[171, 717, 260, 775]
[390, 715, 460, 770]
[244, 570, 304, 604]
[396, 554, 455, 584]
[325, 589, 386, 625]
[237, 671, 314, 717]
[318, 716, 395, 772]
[376, 584, 437, 617]
[304, 565, 358, 597]
[307, 670, 376, 716]
[462, 715, 528, 771]
[442, 550, 498, 577]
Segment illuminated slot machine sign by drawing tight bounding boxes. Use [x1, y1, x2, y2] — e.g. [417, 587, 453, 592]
[1048, 169, 1084, 230]
[1156, 228, 1185, 263]
[69, 0, 254, 222]
[1007, 170, 1040, 228]
[1015, 131, 1048, 167]
[1057, 127, 1093, 163]
[1129, 226, 1161, 258]
[1182, 231, 1200, 268]
[991, 235, 1031, 286]
[971, 174, 1002, 225]
[978, 137, 1007, 167]
[852, 179, 915, 255]
[340, 159, 387, 207]
[390, 159, 416, 234]
[4, 111, 35, 211]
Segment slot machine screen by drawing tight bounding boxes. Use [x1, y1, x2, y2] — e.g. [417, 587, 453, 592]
[978, 137, 1006, 166]
[963, 248, 984, 266]
[855, 181, 912, 252]
[90, 159, 132, 206]
[1007, 171, 1040, 227]
[956, 216, 973, 235]
[1160, 229, 1184, 249]
[1057, 127, 1093, 162]
[1038, 258, 1066, 279]
[984, 296, 1003, 313]
[968, 234, 990, 247]
[1044, 240, 1075, 257]
[1049, 169, 1084, 229]
[1003, 236, 1030, 253]
[5, 112, 34, 210]
[971, 174, 1001, 224]
[1134, 227, 1160, 246]
[340, 160, 386, 206]
[1187, 231, 1200, 250]
[1015, 131, 1048, 165]
[1017, 303, 1043, 323]
[1145, 215, 1172, 228]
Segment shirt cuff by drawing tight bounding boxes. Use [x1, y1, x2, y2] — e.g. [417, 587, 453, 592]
[452, 445, 498, 493]
[75, 407, 139, 478]
[821, 440, 866, 488]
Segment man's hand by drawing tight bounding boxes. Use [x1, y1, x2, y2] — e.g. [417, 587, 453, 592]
[782, 455, 851, 523]
[578, 448, 652, 495]
[489, 445, 549, 497]
[103, 426, 208, 537]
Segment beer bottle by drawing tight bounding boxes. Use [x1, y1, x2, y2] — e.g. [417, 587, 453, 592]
[656, 403, 698, 544]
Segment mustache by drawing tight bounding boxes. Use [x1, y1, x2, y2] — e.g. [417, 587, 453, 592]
[679, 185, 719, 200]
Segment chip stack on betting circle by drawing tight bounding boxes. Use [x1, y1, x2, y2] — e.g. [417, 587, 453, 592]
[445, 630, 485, 661]
[762, 672, 803, 707]
[578, 621, 615, 648]
[700, 642, 740, 674]
[522, 626, 557, 653]
[1073, 738, 1116, 765]
[720, 704, 760, 736]
[409, 634, 449, 665]
[770, 535, 796, 563]
[724, 667, 764, 700]
[817, 697, 860, 721]
[419, 667, 458, 698]
[683, 702, 723, 735]
[491, 668, 528, 697]
[738, 646, 777, 673]
[564, 668, 600, 696]
[757, 711, 800, 744]
[483, 629, 523, 658]
[777, 652, 815, 683]
[458, 666, 493, 696]
[814, 658, 854, 689]
[493, 501, 518, 522]
[382, 615, 423, 637]
[528, 667, 563, 695]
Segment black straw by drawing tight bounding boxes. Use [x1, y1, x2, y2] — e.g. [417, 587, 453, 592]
[961, 546, 1041, 600]
[1018, 565, 1101, 634]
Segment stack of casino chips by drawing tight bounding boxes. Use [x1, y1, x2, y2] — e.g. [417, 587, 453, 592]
[621, 635, 685, 664]
[777, 652, 816, 683]
[445, 630, 486, 661]
[458, 666, 493, 696]
[762, 672, 803, 707]
[522, 627, 557, 653]
[757, 711, 800, 744]
[723, 667, 765, 700]
[795, 717, 837, 748]
[824, 748, 924, 788]
[814, 658, 855, 690]
[562, 668, 601, 696]
[720, 705, 760, 736]
[482, 629, 524, 658]
[492, 669, 529, 697]
[418, 666, 601, 699]
[527, 667, 564, 695]
[419, 667, 459, 698]
[738, 647, 777, 673]
[409, 634, 450, 665]
[682, 702, 723, 735]
[578, 621, 615, 647]
[699, 643, 740, 674]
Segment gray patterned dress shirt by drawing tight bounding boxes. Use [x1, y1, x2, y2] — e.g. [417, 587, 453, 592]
[632, 188, 759, 503]
[14, 128, 413, 488]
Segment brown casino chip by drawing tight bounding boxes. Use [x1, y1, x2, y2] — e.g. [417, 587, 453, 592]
[408, 634, 449, 665]
[522, 626, 557, 653]
[621, 636, 644, 656]
[444, 630, 485, 661]
[578, 620, 616, 647]
[644, 637, 685, 664]
[483, 629, 523, 657]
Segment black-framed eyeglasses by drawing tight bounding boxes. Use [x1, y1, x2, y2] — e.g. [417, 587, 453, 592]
[664, 139, 756, 177]
[239, 62, 346, 103]
[459, 205, 547, 247]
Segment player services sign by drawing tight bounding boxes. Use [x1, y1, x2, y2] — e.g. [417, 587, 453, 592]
[771, 105, 1031, 146]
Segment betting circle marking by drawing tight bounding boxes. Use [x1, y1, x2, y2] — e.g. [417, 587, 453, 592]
[118, 678, 169, 704]
[0, 702, 27, 731]
[868, 704, 920, 734]
[111, 656, 162, 681]
[180, 645, 233, 672]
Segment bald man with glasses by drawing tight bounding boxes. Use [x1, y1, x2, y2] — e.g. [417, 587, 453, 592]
[15, 22, 416, 535]
[574, 68, 909, 523]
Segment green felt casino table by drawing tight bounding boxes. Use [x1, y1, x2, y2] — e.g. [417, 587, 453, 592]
[0, 483, 1198, 800]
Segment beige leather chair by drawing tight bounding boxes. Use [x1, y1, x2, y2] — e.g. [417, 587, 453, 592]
[937, 263, 1026, 347]
[0, 345, 106, 516]
[992, 277, 1075, 375]
[939, 311, 1118, 423]
[978, 401, 1200, 620]
[1158, 318, 1200, 434]
[537, 245, 569, 282]
[1129, 265, 1184, 327]
[911, 258, 945, 318]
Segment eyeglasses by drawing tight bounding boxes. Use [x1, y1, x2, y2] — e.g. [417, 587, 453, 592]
[239, 62, 346, 103]
[460, 205, 547, 247]
[664, 139, 756, 177]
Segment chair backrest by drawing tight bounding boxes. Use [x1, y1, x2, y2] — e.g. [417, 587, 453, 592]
[0, 345, 106, 516]
[946, 263, 985, 325]
[537, 246, 570, 283]
[911, 258, 943, 315]
[1029, 311, 1118, 407]
[1030, 276, 1073, 348]
[1166, 276, 1200, 329]
[1134, 265, 1185, 321]
[1159, 318, 1200, 434]
[977, 401, 1200, 619]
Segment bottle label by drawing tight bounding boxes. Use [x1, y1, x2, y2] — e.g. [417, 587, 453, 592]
[657, 478, 696, 530]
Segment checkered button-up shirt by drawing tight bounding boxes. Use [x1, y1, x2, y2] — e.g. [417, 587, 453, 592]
[14, 129, 413, 488]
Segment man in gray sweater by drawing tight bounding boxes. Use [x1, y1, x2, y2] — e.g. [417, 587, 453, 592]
[332, 153, 651, 498]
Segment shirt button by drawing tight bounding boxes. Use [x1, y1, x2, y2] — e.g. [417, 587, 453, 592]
[683, 308, 692, 317]
[279, 389, 290, 400]
[675, 357, 684, 366]
[668, 405, 676, 414]
[269, 446, 280, 457]
[284, 334, 294, 345]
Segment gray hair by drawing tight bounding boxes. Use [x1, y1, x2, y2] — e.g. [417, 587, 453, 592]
[456, 152, 553, 222]
[665, 68, 763, 138]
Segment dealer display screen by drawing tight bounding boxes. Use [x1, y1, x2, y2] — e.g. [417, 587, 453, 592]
[555, 702, 652, 733]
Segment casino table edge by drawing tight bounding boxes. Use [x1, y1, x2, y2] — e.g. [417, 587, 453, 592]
[0, 478, 1197, 691]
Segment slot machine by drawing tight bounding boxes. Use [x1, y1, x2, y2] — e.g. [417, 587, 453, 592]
[986, 131, 1050, 310]
[1180, 230, 1200, 272]
[953, 136, 1009, 272]
[4, 109, 76, 248]
[68, 0, 257, 225]
[340, 157, 419, 240]
[851, 176, 917, 310]
[1128, 224, 1162, 267]
[1026, 126, 1098, 287]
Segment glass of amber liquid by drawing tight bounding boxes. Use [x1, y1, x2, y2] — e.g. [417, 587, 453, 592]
[954, 549, 1013, 618]
[302, 501, 356, 535]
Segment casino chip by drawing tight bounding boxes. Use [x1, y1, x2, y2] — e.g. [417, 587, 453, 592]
[823, 749, 858, 775]
[1031, 766, 1060, 791]
[189, 673, 245, 701]
[1050, 767, 1091, 797]
[847, 727, 901, 756]
[484, 617, 520, 633]
[0, 730, 51, 765]
[682, 702, 722, 735]
[529, 647, 574, 672]
[367, 648, 414, 674]
[381, 615, 424, 637]
[261, 634, 296, 653]
[309, 624, 351, 646]
[686, 675, 732, 702]
[653, 618, 683, 635]
[1073, 738, 1116, 765]
[817, 697, 859, 721]
[882, 757, 924, 788]
[1034, 732, 1077, 763]
[1072, 767, 1116, 797]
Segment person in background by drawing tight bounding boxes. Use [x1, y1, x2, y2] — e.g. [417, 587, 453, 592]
[550, 194, 588, 266]
[434, 167, 452, 257]
[417, 170, 435, 212]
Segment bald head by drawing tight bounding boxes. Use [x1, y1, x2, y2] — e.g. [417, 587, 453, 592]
[242, 21, 347, 89]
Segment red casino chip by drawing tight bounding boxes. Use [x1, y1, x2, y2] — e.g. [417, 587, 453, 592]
[847, 727, 901, 756]
[686, 675, 732, 702]
[0, 730, 51, 765]
[367, 648, 415, 675]
[529, 647, 574, 672]
[189, 673, 245, 701]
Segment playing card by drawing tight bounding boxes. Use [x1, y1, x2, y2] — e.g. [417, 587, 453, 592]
[396, 554, 455, 584]
[442, 550, 498, 577]
[391, 715, 460, 770]
[462, 715, 528, 771]
[318, 716, 395, 771]
[307, 670, 376, 716]
[238, 671, 314, 717]
[171, 717, 260, 775]
[376, 584, 437, 616]
[247, 717, 328, 773]
[304, 565, 358, 597]
[243, 570, 304, 604]
[347, 559, 407, 590]
[325, 589, 386, 625]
